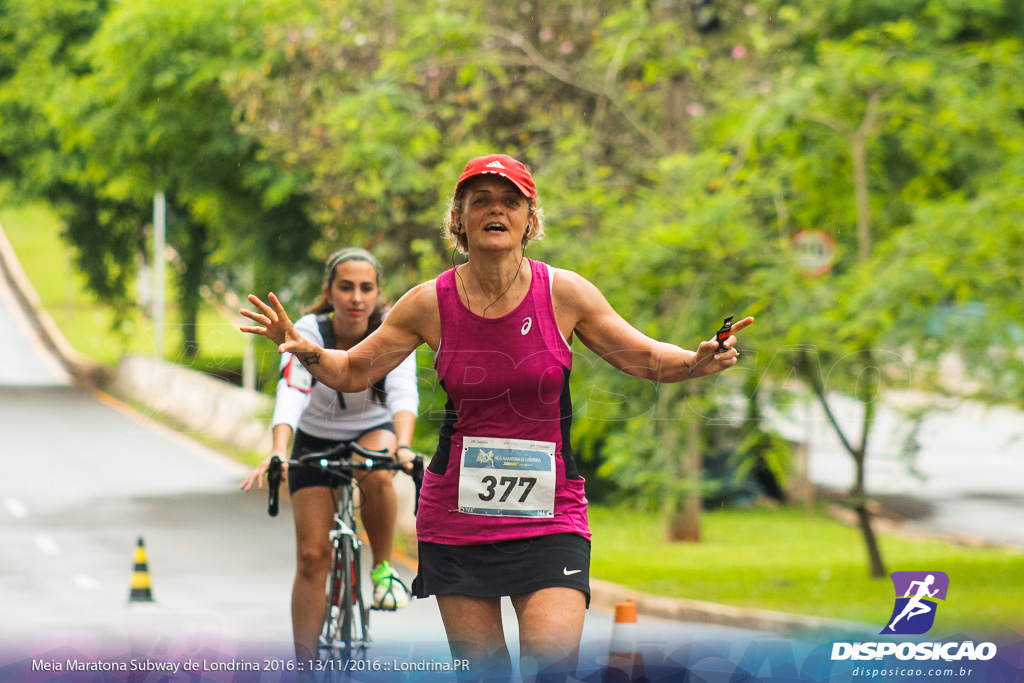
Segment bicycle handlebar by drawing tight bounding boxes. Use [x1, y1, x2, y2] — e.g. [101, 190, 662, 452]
[265, 443, 425, 517]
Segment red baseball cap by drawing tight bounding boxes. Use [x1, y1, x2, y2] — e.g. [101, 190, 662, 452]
[455, 154, 537, 199]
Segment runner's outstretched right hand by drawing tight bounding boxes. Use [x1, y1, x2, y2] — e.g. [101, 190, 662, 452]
[239, 292, 313, 356]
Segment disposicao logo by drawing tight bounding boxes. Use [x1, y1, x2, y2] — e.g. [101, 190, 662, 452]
[882, 571, 949, 635]
[831, 570, 997, 663]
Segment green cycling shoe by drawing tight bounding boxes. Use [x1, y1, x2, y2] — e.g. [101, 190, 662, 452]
[371, 561, 410, 610]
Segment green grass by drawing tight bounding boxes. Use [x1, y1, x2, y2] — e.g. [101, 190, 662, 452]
[589, 504, 1024, 631]
[0, 203, 273, 379]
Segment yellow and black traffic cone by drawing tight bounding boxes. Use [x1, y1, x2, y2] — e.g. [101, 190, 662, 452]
[129, 536, 155, 603]
[605, 599, 644, 682]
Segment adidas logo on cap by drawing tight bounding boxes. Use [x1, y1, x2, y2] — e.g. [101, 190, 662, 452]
[456, 154, 537, 198]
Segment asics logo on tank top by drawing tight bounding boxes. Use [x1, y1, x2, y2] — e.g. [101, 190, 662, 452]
[486, 160, 506, 169]
[521, 317, 533, 335]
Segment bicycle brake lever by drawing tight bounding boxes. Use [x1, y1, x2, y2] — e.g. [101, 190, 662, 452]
[411, 455, 424, 516]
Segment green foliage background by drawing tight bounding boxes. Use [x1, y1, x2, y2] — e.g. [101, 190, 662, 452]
[2, 0, 1022, 526]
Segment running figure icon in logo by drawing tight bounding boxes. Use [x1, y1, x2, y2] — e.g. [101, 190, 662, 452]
[883, 571, 949, 635]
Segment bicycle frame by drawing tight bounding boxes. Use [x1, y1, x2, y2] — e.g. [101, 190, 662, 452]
[320, 475, 369, 661]
[266, 443, 423, 664]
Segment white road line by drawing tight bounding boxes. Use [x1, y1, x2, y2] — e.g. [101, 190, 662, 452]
[72, 574, 100, 591]
[34, 534, 60, 556]
[3, 498, 28, 518]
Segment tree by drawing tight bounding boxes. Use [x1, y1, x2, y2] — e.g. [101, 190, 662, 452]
[739, 5, 1024, 577]
[61, 0, 320, 356]
[1, 0, 318, 356]
[0, 0, 109, 195]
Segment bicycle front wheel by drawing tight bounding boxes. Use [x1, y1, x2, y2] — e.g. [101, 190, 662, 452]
[320, 538, 369, 661]
[346, 538, 370, 654]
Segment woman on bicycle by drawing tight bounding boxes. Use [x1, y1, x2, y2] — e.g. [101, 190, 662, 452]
[240, 247, 419, 662]
[240, 155, 752, 679]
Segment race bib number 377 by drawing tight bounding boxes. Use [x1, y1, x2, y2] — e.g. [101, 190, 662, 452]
[458, 437, 556, 518]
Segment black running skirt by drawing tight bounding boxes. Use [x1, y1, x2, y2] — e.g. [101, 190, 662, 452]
[412, 533, 591, 607]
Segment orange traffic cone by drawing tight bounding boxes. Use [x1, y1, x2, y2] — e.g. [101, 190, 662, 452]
[129, 536, 155, 603]
[605, 599, 643, 682]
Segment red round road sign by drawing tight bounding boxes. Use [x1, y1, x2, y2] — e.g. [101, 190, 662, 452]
[792, 230, 835, 278]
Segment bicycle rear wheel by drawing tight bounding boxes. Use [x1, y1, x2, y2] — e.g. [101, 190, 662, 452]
[320, 540, 348, 662]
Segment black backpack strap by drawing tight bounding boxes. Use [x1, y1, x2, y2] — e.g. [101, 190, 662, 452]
[315, 312, 347, 409]
[370, 378, 387, 406]
[315, 312, 336, 350]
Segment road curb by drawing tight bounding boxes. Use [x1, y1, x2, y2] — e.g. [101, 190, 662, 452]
[589, 578, 870, 637]
[110, 353, 274, 453]
[0, 220, 109, 388]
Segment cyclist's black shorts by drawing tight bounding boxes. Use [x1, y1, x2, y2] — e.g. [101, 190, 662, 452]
[288, 425, 395, 494]
[412, 533, 591, 607]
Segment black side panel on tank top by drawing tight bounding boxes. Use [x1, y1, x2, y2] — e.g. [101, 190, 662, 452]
[429, 379, 458, 476]
[559, 365, 581, 480]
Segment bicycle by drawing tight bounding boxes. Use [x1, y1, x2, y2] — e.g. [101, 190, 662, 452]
[266, 442, 423, 662]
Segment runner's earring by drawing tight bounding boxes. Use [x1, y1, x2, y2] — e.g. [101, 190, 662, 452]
[457, 221, 463, 234]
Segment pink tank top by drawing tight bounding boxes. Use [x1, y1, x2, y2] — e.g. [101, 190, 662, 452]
[416, 259, 590, 544]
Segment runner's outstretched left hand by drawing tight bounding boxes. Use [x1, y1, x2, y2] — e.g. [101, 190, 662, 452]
[688, 316, 754, 379]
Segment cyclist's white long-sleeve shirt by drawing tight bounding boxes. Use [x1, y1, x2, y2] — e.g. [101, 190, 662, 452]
[271, 313, 419, 441]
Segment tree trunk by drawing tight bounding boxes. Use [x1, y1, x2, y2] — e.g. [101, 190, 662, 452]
[852, 440, 886, 578]
[797, 350, 886, 577]
[850, 96, 885, 574]
[852, 355, 886, 577]
[852, 493, 886, 579]
[659, 0, 690, 155]
[665, 385, 701, 542]
[787, 439, 815, 515]
[664, 74, 691, 154]
[176, 217, 208, 361]
[851, 90, 881, 263]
